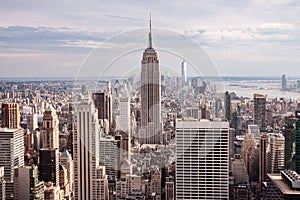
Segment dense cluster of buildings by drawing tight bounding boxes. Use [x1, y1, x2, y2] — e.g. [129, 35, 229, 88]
[0, 18, 300, 200]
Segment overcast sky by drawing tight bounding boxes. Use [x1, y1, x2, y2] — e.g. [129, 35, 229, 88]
[1, 0, 300, 77]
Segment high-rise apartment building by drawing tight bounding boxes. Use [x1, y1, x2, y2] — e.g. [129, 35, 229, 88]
[266, 133, 285, 174]
[176, 119, 229, 199]
[139, 15, 162, 145]
[0, 128, 24, 199]
[1, 103, 20, 129]
[253, 93, 266, 131]
[73, 98, 100, 200]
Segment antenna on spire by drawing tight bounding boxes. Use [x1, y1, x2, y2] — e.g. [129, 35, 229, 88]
[148, 13, 153, 48]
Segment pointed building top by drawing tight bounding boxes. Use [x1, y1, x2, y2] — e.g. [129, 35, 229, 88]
[148, 13, 153, 48]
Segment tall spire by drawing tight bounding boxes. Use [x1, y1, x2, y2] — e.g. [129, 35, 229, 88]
[148, 13, 153, 48]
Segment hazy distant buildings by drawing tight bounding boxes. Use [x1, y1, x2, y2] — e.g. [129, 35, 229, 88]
[181, 60, 187, 87]
[0, 128, 24, 199]
[282, 74, 287, 91]
[254, 93, 266, 131]
[176, 119, 229, 199]
[1, 103, 20, 129]
[139, 16, 162, 145]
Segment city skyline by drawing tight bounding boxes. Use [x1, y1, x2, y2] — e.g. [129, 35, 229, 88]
[1, 0, 300, 77]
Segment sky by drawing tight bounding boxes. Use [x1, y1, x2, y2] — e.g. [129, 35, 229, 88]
[1, 0, 300, 78]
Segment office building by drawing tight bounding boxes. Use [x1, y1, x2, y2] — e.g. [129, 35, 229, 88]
[92, 91, 112, 132]
[73, 98, 100, 199]
[284, 116, 296, 170]
[27, 113, 38, 133]
[259, 134, 268, 196]
[96, 165, 109, 200]
[224, 91, 231, 121]
[176, 119, 229, 199]
[116, 97, 131, 133]
[139, 15, 162, 145]
[267, 133, 285, 173]
[295, 110, 300, 173]
[264, 171, 300, 199]
[254, 93, 266, 131]
[41, 105, 59, 149]
[0, 167, 5, 200]
[0, 128, 24, 199]
[231, 158, 251, 200]
[13, 165, 44, 200]
[39, 148, 60, 186]
[60, 150, 74, 199]
[1, 103, 20, 129]
[99, 135, 120, 181]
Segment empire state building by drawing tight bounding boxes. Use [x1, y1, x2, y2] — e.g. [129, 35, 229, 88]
[140, 15, 162, 144]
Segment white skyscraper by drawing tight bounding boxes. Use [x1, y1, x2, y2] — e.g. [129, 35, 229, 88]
[0, 128, 24, 200]
[74, 97, 100, 200]
[176, 119, 229, 200]
[116, 97, 131, 133]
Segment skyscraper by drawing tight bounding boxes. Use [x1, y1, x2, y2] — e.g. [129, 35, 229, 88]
[92, 90, 112, 132]
[13, 165, 44, 200]
[266, 133, 285, 173]
[295, 110, 300, 173]
[176, 119, 229, 199]
[282, 74, 287, 91]
[0, 167, 5, 200]
[224, 91, 231, 121]
[0, 128, 24, 200]
[253, 93, 266, 131]
[116, 97, 131, 133]
[41, 105, 59, 149]
[1, 103, 20, 129]
[181, 60, 187, 86]
[73, 97, 99, 200]
[140, 15, 162, 145]
[39, 148, 60, 186]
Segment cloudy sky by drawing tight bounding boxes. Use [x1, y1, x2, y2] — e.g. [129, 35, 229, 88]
[1, 0, 300, 78]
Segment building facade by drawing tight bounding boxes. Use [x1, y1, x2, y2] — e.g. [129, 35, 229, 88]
[176, 119, 229, 199]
